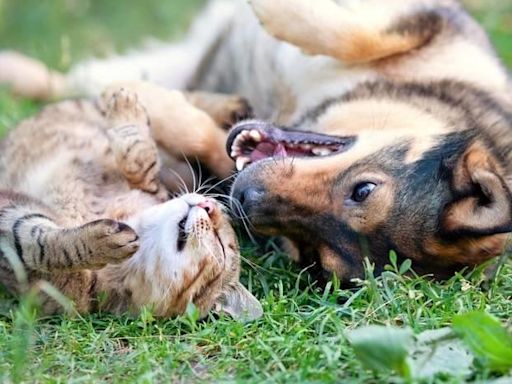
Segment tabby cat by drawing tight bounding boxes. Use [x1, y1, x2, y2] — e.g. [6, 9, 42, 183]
[0, 82, 262, 320]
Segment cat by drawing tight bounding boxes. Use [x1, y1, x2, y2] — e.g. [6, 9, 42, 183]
[0, 82, 262, 320]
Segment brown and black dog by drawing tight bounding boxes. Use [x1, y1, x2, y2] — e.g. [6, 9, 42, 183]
[223, 0, 512, 282]
[1, 0, 511, 284]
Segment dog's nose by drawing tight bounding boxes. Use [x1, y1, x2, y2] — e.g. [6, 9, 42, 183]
[237, 187, 266, 212]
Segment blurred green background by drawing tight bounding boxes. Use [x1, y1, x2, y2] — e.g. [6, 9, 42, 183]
[0, 0, 205, 70]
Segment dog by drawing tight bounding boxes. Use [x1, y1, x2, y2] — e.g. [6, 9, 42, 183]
[1, 0, 511, 284]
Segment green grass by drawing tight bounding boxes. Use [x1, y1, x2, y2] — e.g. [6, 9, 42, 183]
[0, 1, 511, 383]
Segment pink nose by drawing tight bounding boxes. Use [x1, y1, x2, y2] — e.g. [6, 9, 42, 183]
[197, 200, 217, 216]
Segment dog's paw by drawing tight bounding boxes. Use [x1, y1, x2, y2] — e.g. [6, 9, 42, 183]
[220, 96, 253, 129]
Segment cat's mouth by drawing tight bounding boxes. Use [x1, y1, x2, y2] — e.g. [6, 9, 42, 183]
[176, 206, 226, 256]
[177, 215, 189, 251]
[227, 121, 356, 171]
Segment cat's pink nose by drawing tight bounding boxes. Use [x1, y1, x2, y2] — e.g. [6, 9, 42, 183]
[197, 200, 217, 216]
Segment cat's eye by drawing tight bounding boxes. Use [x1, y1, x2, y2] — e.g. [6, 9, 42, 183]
[350, 182, 377, 203]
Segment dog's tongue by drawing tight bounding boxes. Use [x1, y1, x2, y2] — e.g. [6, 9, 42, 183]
[251, 142, 287, 161]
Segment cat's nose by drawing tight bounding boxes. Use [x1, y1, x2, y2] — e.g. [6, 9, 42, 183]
[197, 200, 218, 217]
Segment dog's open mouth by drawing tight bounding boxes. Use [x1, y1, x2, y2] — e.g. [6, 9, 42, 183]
[227, 121, 356, 171]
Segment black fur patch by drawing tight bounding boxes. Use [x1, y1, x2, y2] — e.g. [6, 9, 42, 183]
[12, 213, 51, 267]
[387, 9, 443, 41]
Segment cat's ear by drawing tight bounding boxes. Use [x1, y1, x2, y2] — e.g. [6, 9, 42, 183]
[214, 282, 263, 322]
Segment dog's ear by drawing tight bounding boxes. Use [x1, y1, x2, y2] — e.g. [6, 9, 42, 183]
[441, 142, 512, 238]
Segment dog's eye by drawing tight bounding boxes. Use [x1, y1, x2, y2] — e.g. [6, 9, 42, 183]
[351, 182, 377, 203]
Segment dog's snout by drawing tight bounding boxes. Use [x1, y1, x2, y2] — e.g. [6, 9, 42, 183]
[236, 186, 266, 212]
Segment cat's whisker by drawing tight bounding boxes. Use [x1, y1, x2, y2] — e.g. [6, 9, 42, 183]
[202, 173, 238, 195]
[194, 157, 204, 194]
[165, 167, 190, 195]
[202, 239, 223, 267]
[195, 176, 218, 194]
[238, 253, 264, 272]
[224, 197, 258, 244]
[180, 152, 198, 194]
[207, 192, 258, 224]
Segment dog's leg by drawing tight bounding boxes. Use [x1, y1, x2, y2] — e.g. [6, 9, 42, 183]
[0, 44, 208, 100]
[250, 0, 443, 64]
[102, 81, 234, 179]
[0, 51, 67, 101]
[184, 92, 253, 129]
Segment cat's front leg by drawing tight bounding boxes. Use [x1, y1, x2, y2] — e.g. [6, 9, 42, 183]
[0, 192, 139, 274]
[104, 88, 167, 199]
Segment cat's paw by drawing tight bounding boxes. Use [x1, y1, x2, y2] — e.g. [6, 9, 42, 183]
[103, 88, 163, 195]
[120, 140, 161, 194]
[84, 219, 139, 267]
[105, 88, 150, 129]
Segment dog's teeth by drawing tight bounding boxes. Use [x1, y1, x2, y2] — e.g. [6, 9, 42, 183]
[312, 147, 332, 156]
[236, 157, 250, 171]
[300, 144, 312, 150]
[231, 149, 239, 157]
[241, 130, 251, 138]
[249, 130, 262, 141]
[234, 134, 245, 147]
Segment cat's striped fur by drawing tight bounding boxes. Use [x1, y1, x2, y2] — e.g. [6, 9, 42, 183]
[0, 85, 262, 320]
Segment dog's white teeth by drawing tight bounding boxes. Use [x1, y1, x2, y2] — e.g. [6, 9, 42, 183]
[231, 148, 240, 157]
[249, 130, 262, 141]
[233, 134, 247, 150]
[312, 147, 332, 156]
[236, 157, 250, 171]
[300, 144, 312, 151]
[241, 130, 251, 138]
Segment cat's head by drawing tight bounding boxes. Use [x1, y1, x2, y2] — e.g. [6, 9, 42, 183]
[127, 193, 263, 321]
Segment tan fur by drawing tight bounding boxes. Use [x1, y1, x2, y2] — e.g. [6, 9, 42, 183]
[424, 234, 509, 265]
[250, 0, 439, 64]
[184, 91, 253, 129]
